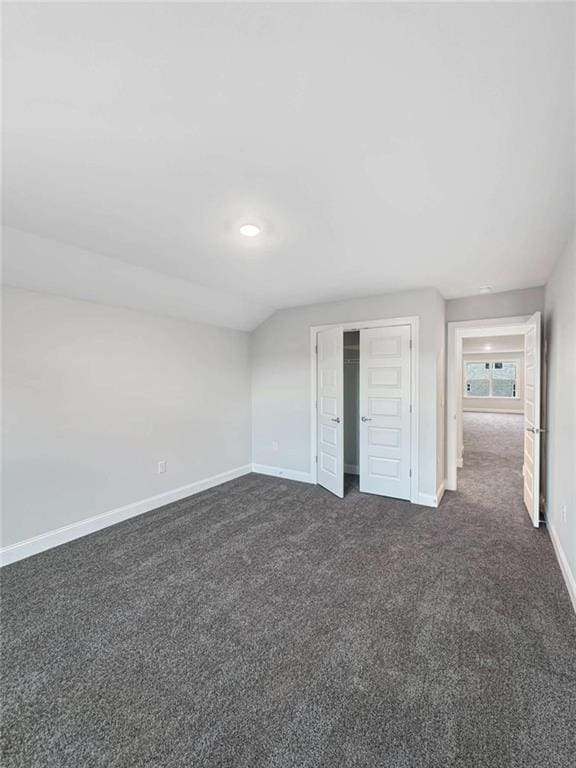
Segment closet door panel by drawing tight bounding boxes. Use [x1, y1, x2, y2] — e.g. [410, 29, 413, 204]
[359, 325, 411, 500]
[316, 327, 344, 497]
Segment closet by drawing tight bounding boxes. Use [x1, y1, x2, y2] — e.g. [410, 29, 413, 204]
[344, 331, 360, 477]
[316, 323, 413, 501]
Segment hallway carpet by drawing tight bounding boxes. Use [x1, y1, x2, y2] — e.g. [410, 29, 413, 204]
[2, 414, 575, 767]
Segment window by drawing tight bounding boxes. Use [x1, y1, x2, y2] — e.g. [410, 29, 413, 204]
[464, 361, 518, 398]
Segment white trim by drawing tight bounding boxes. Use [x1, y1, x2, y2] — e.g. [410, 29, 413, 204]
[436, 480, 446, 505]
[463, 396, 522, 401]
[0, 464, 252, 567]
[417, 492, 438, 508]
[464, 349, 525, 355]
[252, 463, 314, 484]
[446, 315, 530, 491]
[463, 407, 524, 414]
[418, 481, 445, 508]
[344, 463, 359, 475]
[310, 315, 420, 504]
[547, 522, 576, 614]
[447, 317, 530, 330]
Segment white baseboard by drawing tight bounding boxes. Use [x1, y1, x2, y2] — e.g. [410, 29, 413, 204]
[0, 464, 252, 568]
[417, 492, 438, 508]
[417, 481, 446, 508]
[547, 522, 576, 614]
[345, 463, 359, 475]
[252, 463, 314, 484]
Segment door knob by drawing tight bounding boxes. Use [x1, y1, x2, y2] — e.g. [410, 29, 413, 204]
[331, 417, 341, 423]
[361, 416, 372, 422]
[526, 427, 546, 433]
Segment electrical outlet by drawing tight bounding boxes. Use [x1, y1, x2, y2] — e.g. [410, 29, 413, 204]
[272, 441, 279, 452]
[157, 460, 167, 474]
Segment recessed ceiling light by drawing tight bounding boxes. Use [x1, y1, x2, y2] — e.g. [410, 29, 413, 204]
[479, 286, 493, 294]
[239, 223, 261, 237]
[484, 344, 492, 351]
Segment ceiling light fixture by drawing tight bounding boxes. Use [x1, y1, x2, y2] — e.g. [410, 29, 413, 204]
[239, 223, 261, 238]
[479, 285, 493, 294]
[484, 344, 492, 351]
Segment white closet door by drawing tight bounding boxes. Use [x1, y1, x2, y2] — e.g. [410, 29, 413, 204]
[317, 327, 344, 498]
[523, 311, 542, 527]
[359, 325, 411, 500]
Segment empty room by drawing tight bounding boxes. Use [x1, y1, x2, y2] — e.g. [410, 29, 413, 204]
[1, 3, 575, 767]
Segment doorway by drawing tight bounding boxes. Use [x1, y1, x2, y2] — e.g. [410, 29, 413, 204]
[446, 313, 543, 526]
[312, 317, 419, 502]
[461, 334, 525, 474]
[343, 330, 360, 491]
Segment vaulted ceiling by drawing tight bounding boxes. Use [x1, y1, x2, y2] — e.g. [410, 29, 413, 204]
[3, 3, 574, 330]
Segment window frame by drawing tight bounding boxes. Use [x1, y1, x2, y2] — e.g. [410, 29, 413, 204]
[463, 359, 520, 400]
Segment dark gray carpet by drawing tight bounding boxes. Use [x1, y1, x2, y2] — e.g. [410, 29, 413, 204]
[2, 413, 575, 767]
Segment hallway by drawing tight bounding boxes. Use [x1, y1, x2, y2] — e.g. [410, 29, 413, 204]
[460, 411, 525, 514]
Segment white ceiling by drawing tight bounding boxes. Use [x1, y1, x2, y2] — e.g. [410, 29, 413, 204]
[463, 335, 525, 354]
[2, 227, 274, 332]
[3, 3, 574, 330]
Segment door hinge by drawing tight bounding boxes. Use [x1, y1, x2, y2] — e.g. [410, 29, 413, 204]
[315, 455, 318, 463]
[409, 339, 413, 349]
[409, 404, 413, 413]
[409, 469, 412, 478]
[315, 345, 318, 354]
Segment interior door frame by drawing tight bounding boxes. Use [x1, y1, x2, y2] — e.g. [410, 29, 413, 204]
[310, 316, 419, 504]
[446, 315, 530, 491]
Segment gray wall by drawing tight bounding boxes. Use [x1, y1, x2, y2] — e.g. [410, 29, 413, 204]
[543, 235, 576, 603]
[435, 291, 446, 492]
[251, 288, 445, 501]
[1, 287, 252, 547]
[446, 286, 545, 322]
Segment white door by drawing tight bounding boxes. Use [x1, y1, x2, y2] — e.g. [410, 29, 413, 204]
[359, 325, 412, 499]
[523, 311, 542, 527]
[316, 327, 344, 497]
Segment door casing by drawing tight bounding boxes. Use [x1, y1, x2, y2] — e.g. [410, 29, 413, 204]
[310, 316, 420, 505]
[446, 316, 531, 492]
